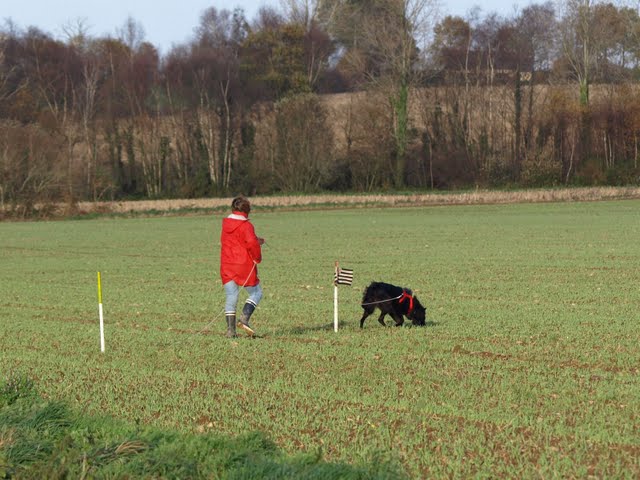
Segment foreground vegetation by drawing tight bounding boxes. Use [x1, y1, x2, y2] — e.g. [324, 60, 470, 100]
[1, 200, 639, 477]
[0, 376, 402, 479]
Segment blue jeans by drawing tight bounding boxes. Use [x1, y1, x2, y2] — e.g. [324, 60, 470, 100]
[224, 281, 263, 314]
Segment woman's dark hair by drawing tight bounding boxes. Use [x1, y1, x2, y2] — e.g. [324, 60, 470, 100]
[231, 196, 251, 214]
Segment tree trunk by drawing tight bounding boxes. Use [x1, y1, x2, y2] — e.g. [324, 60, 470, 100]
[514, 68, 522, 181]
[393, 78, 409, 187]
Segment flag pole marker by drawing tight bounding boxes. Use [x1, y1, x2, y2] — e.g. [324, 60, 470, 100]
[334, 262, 339, 332]
[333, 262, 353, 333]
[97, 272, 105, 353]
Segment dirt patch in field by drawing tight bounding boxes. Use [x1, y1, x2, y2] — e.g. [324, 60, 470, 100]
[73, 186, 640, 216]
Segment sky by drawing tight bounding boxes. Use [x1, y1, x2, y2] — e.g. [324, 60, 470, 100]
[3, 0, 530, 54]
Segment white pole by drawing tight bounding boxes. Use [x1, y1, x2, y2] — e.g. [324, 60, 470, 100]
[99, 303, 105, 352]
[97, 272, 105, 353]
[334, 284, 339, 332]
[334, 261, 339, 332]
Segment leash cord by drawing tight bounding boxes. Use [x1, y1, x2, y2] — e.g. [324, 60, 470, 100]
[360, 293, 403, 307]
[165, 261, 258, 350]
[194, 261, 257, 335]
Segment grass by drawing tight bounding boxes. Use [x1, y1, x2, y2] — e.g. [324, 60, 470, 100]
[0, 375, 402, 479]
[1, 200, 640, 478]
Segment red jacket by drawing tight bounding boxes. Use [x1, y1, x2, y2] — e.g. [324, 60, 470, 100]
[220, 211, 262, 286]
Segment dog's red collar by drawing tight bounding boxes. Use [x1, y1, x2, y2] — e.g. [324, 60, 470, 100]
[399, 290, 414, 314]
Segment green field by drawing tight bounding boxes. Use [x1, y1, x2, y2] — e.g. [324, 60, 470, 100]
[2, 200, 640, 478]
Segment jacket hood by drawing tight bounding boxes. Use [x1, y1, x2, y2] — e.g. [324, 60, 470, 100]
[222, 212, 248, 234]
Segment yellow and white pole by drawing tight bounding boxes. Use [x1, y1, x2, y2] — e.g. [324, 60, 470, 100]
[334, 261, 339, 333]
[97, 271, 105, 352]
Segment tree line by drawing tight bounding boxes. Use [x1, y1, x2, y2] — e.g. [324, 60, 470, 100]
[1, 0, 640, 215]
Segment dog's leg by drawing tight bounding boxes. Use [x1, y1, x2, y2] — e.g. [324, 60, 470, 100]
[390, 311, 404, 326]
[359, 308, 374, 328]
[377, 312, 387, 327]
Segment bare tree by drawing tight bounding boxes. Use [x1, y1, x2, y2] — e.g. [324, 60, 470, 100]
[558, 0, 600, 106]
[117, 16, 146, 54]
[62, 19, 104, 199]
[514, 2, 557, 177]
[326, 0, 439, 186]
[280, 0, 320, 28]
[191, 7, 246, 191]
[279, 0, 336, 88]
[25, 33, 84, 202]
[557, 0, 628, 175]
[0, 31, 28, 105]
[62, 17, 91, 49]
[0, 121, 63, 215]
[265, 93, 335, 191]
[430, 14, 474, 152]
[137, 115, 168, 197]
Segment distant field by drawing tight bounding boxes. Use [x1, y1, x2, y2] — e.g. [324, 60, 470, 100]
[5, 185, 637, 219]
[77, 186, 640, 214]
[1, 200, 639, 477]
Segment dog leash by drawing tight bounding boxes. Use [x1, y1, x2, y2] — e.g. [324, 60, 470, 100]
[164, 262, 258, 350]
[194, 261, 257, 336]
[360, 293, 404, 307]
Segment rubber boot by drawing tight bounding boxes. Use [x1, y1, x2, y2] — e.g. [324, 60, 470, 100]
[225, 313, 237, 338]
[237, 302, 256, 336]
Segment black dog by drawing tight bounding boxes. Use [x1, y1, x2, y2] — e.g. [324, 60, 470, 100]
[359, 282, 426, 328]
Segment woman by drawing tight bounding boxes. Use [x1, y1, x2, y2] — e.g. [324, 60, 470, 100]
[220, 196, 264, 337]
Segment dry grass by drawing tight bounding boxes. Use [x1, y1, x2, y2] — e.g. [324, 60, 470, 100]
[72, 186, 640, 215]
